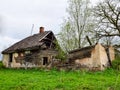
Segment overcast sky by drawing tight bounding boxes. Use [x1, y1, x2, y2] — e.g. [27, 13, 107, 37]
[0, 0, 98, 58]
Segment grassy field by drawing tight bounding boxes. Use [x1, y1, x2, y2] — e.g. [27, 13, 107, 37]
[0, 68, 120, 90]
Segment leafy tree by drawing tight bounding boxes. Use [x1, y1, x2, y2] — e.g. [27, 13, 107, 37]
[58, 0, 96, 52]
[58, 20, 77, 52]
[55, 41, 67, 60]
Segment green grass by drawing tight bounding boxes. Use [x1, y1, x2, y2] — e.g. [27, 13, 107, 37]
[0, 57, 120, 90]
[0, 68, 120, 90]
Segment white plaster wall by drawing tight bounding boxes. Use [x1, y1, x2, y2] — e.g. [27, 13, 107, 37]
[91, 44, 101, 68]
[2, 54, 9, 67]
[99, 45, 108, 70]
[90, 43, 108, 70]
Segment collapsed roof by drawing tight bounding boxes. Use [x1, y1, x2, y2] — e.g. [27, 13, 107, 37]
[2, 31, 56, 54]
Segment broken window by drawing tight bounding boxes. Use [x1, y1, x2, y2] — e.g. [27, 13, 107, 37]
[18, 52, 24, 57]
[25, 51, 31, 54]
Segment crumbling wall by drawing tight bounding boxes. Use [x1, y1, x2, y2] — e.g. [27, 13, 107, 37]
[91, 44, 101, 68]
[98, 44, 108, 70]
[75, 58, 92, 68]
[5, 49, 58, 68]
[68, 43, 114, 71]
[11, 53, 21, 68]
[37, 50, 58, 68]
[109, 46, 115, 61]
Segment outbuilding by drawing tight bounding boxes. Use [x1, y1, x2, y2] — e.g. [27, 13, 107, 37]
[68, 43, 115, 70]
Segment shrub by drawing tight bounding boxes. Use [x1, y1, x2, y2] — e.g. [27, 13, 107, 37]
[0, 61, 5, 69]
[55, 41, 67, 60]
[112, 56, 120, 70]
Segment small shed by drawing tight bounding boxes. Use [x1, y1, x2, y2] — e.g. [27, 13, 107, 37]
[2, 27, 59, 68]
[68, 43, 115, 70]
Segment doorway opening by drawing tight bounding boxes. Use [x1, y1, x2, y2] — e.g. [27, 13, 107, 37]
[9, 53, 13, 62]
[43, 57, 48, 65]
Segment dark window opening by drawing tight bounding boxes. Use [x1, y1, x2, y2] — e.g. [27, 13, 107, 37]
[9, 53, 13, 62]
[43, 57, 48, 65]
[45, 41, 51, 48]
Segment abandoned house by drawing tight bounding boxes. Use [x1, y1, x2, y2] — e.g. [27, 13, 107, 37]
[68, 43, 115, 70]
[2, 27, 59, 68]
[1, 26, 115, 70]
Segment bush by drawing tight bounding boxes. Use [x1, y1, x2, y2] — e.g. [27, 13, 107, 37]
[112, 56, 120, 70]
[0, 61, 5, 68]
[55, 41, 67, 60]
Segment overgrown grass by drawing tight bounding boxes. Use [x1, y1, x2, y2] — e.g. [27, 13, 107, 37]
[112, 56, 120, 70]
[0, 68, 120, 90]
[0, 57, 120, 90]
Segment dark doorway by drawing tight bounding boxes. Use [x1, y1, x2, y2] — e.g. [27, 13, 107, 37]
[9, 53, 13, 62]
[43, 57, 48, 65]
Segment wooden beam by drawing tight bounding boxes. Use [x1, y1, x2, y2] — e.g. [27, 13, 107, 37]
[50, 35, 54, 48]
[86, 36, 92, 45]
[106, 48, 112, 67]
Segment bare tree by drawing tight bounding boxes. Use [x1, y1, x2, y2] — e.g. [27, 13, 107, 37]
[94, 0, 120, 42]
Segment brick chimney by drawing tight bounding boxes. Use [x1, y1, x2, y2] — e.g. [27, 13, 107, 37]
[39, 27, 44, 33]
